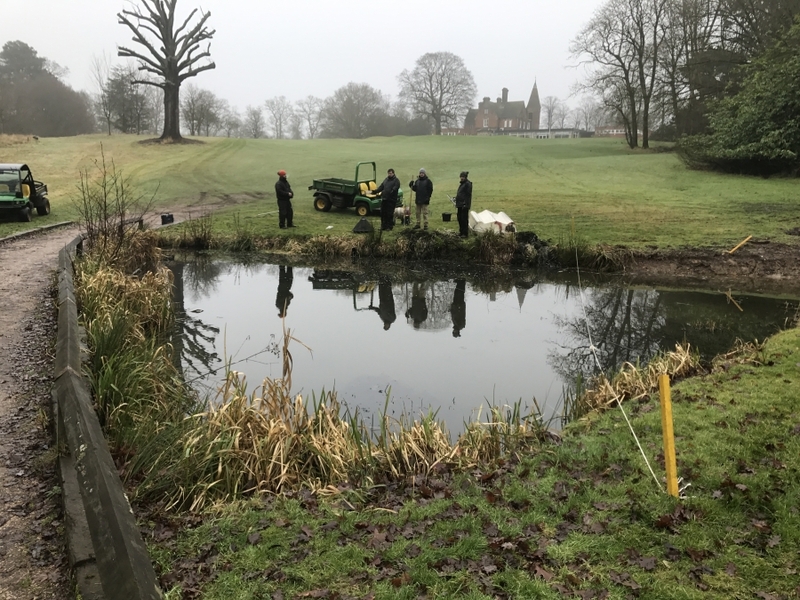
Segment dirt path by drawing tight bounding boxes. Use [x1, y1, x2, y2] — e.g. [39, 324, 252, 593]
[0, 226, 78, 600]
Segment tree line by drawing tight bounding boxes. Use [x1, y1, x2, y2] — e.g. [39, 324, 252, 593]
[571, 0, 800, 174]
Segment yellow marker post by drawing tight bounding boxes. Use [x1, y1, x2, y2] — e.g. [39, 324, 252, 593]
[659, 374, 679, 497]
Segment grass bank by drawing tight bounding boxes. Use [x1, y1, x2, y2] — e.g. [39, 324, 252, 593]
[147, 327, 800, 600]
[2, 134, 799, 250]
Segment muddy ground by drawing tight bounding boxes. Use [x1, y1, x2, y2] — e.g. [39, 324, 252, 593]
[0, 226, 77, 600]
[0, 218, 798, 599]
[624, 240, 800, 297]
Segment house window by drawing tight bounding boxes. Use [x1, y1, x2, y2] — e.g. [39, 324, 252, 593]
[484, 109, 488, 114]
[483, 119, 489, 127]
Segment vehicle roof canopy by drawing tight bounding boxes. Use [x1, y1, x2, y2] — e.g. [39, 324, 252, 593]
[0, 164, 28, 171]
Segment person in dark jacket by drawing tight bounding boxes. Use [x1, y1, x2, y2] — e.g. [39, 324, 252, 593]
[409, 168, 433, 230]
[275, 265, 294, 317]
[374, 168, 400, 231]
[454, 171, 472, 238]
[275, 170, 295, 229]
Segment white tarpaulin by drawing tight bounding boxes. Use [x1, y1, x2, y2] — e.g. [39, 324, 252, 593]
[468, 210, 516, 234]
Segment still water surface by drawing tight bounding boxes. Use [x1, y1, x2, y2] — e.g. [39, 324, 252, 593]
[169, 254, 798, 433]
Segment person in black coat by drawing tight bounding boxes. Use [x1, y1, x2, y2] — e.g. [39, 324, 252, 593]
[275, 170, 295, 229]
[276, 265, 294, 317]
[454, 171, 472, 238]
[374, 168, 400, 231]
[409, 168, 434, 230]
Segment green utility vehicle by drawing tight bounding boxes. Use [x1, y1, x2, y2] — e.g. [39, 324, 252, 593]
[0, 163, 51, 222]
[308, 161, 403, 217]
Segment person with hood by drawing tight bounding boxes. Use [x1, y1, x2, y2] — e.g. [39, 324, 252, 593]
[373, 168, 400, 231]
[455, 171, 472, 238]
[275, 170, 295, 229]
[409, 168, 433, 230]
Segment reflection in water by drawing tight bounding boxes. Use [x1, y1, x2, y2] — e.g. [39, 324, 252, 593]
[169, 255, 798, 433]
[450, 279, 467, 337]
[369, 279, 396, 331]
[276, 265, 294, 318]
[405, 282, 429, 329]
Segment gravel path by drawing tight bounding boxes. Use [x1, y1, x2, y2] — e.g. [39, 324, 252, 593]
[0, 226, 78, 600]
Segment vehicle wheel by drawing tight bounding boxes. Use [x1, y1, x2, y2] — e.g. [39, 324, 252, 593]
[36, 199, 51, 216]
[355, 202, 370, 217]
[314, 195, 332, 212]
[19, 207, 32, 222]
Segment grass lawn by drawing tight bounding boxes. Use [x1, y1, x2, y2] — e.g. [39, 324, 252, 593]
[147, 327, 800, 599]
[2, 134, 799, 248]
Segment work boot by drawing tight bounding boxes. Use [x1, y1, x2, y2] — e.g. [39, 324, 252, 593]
[423, 223, 428, 230]
[413, 223, 420, 229]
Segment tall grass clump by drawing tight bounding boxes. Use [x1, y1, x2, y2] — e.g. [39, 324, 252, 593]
[567, 344, 702, 420]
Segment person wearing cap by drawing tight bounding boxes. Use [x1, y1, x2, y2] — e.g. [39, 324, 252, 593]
[454, 171, 472, 238]
[275, 170, 295, 229]
[373, 168, 400, 231]
[409, 168, 433, 230]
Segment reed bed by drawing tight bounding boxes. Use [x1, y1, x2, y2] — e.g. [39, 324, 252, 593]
[571, 344, 702, 415]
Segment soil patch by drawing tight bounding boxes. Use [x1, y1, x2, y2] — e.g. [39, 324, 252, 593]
[625, 241, 800, 296]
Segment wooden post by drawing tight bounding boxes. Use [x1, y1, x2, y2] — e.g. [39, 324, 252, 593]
[659, 374, 679, 497]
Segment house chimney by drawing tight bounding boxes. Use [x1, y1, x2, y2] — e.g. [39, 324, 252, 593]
[502, 88, 508, 103]
[483, 97, 490, 104]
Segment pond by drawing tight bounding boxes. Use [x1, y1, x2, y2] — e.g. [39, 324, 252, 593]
[168, 253, 798, 434]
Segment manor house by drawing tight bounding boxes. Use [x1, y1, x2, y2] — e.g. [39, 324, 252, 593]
[462, 83, 541, 137]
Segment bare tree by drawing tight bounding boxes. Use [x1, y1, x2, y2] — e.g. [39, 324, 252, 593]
[117, 0, 216, 142]
[289, 114, 303, 140]
[181, 84, 221, 136]
[577, 96, 600, 130]
[541, 95, 561, 130]
[295, 95, 324, 139]
[243, 105, 265, 138]
[221, 105, 241, 137]
[264, 95, 293, 139]
[91, 54, 114, 135]
[397, 51, 477, 135]
[571, 0, 668, 148]
[554, 100, 571, 128]
[321, 82, 388, 139]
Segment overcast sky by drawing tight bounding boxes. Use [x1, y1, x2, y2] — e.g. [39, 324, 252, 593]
[18, 0, 604, 112]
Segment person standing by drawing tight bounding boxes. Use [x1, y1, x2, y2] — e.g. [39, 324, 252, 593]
[275, 169, 295, 229]
[374, 168, 400, 231]
[409, 168, 433, 230]
[455, 171, 472, 238]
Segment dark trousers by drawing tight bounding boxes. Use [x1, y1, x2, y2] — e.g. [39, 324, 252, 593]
[380, 198, 395, 230]
[457, 207, 469, 236]
[278, 199, 293, 228]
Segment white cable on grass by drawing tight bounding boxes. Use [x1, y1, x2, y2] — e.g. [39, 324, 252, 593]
[574, 248, 664, 492]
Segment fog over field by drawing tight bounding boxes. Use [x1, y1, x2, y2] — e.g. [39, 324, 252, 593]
[24, 0, 603, 106]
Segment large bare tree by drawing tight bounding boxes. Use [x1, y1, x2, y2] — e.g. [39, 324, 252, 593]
[117, 0, 216, 142]
[398, 52, 477, 135]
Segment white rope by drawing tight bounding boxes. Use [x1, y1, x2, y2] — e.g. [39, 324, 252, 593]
[574, 249, 664, 492]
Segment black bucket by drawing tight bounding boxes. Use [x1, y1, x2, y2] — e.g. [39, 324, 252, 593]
[160, 213, 174, 225]
[442, 212, 452, 222]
